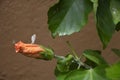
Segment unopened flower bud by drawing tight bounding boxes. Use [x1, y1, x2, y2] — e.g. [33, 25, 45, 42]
[14, 41, 54, 60]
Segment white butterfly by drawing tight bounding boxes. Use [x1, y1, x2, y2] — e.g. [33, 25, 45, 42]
[31, 34, 36, 44]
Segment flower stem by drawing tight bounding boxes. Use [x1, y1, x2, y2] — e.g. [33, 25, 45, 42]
[54, 54, 65, 60]
[74, 58, 92, 69]
[81, 62, 92, 69]
[66, 41, 79, 59]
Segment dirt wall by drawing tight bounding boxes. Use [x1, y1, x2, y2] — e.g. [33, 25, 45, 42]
[0, 0, 120, 80]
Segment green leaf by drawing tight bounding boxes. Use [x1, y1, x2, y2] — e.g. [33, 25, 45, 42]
[65, 68, 110, 80]
[110, 0, 120, 25]
[56, 54, 75, 72]
[55, 68, 69, 80]
[110, 0, 120, 31]
[65, 69, 89, 80]
[106, 62, 120, 80]
[112, 48, 120, 57]
[48, 0, 92, 37]
[55, 54, 79, 80]
[83, 50, 108, 66]
[96, 0, 115, 49]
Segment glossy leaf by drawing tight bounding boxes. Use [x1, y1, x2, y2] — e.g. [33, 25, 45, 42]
[65, 68, 110, 80]
[83, 50, 108, 65]
[96, 0, 115, 49]
[48, 0, 92, 37]
[106, 62, 120, 80]
[112, 48, 120, 57]
[55, 68, 69, 80]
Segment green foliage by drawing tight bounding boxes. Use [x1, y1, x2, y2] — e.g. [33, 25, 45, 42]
[110, 0, 120, 25]
[13, 0, 120, 79]
[95, 0, 115, 49]
[56, 54, 75, 72]
[110, 0, 120, 31]
[48, 0, 92, 37]
[65, 68, 110, 80]
[55, 54, 79, 80]
[55, 68, 69, 80]
[83, 50, 108, 65]
[48, 0, 120, 48]
[47, 0, 120, 80]
[106, 62, 120, 80]
[40, 46, 54, 60]
[90, 0, 98, 14]
[54, 50, 120, 80]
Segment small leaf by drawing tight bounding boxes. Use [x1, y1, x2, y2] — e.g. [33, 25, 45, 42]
[83, 50, 108, 66]
[110, 0, 120, 24]
[48, 0, 92, 37]
[56, 54, 74, 72]
[96, 0, 115, 49]
[112, 48, 120, 57]
[65, 67, 110, 80]
[106, 62, 120, 80]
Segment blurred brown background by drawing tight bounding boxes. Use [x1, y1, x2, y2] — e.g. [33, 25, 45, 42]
[0, 0, 120, 80]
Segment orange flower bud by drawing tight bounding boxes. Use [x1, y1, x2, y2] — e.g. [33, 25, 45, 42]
[15, 41, 44, 58]
[14, 41, 54, 60]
